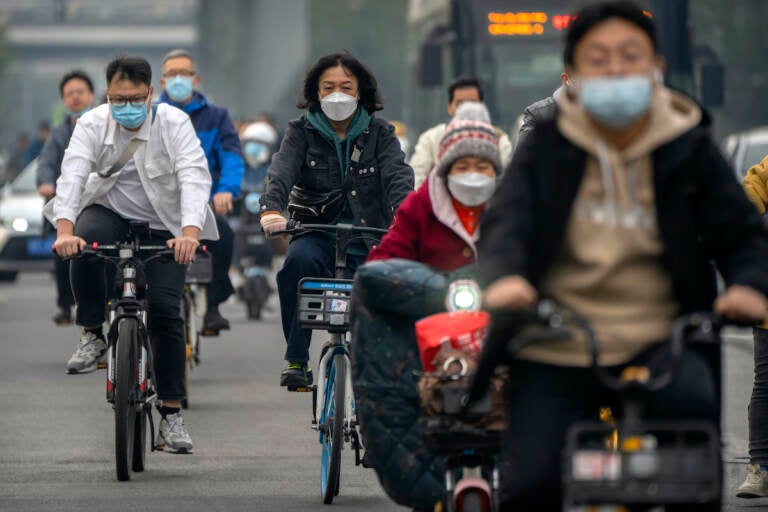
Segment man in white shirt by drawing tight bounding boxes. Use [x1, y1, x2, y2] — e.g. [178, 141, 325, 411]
[50, 56, 217, 453]
[409, 77, 513, 187]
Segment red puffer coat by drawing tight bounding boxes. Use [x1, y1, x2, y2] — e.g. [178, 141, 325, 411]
[367, 170, 477, 271]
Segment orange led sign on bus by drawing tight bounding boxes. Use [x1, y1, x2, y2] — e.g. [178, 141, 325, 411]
[487, 9, 652, 38]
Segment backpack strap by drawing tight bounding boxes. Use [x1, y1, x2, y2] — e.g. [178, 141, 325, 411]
[97, 104, 158, 179]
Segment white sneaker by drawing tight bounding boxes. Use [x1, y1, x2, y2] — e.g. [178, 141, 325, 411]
[158, 412, 194, 454]
[736, 463, 768, 498]
[65, 331, 107, 374]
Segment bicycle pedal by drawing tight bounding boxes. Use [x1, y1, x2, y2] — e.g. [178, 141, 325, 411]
[287, 386, 313, 393]
[200, 328, 220, 337]
[97, 362, 108, 370]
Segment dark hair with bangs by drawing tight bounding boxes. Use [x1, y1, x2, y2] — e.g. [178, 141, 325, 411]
[297, 51, 384, 113]
[59, 70, 94, 97]
[563, 1, 658, 68]
[106, 55, 152, 86]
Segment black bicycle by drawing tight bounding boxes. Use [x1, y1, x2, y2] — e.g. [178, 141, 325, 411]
[472, 301, 730, 511]
[61, 221, 197, 481]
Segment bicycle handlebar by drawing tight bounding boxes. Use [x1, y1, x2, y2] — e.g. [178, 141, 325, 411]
[468, 300, 755, 405]
[271, 219, 388, 237]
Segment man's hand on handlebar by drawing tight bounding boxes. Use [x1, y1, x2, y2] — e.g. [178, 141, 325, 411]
[714, 285, 767, 324]
[212, 192, 233, 216]
[483, 275, 538, 310]
[166, 236, 199, 264]
[53, 234, 86, 258]
[260, 212, 288, 238]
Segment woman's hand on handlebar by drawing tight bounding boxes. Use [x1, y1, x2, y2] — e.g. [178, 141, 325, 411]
[166, 236, 199, 264]
[483, 275, 538, 310]
[260, 212, 287, 238]
[53, 234, 86, 258]
[714, 285, 767, 324]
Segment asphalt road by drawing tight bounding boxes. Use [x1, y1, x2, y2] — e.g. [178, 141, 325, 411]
[0, 272, 766, 511]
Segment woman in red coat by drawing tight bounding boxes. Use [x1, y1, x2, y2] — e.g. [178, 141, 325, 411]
[367, 102, 502, 271]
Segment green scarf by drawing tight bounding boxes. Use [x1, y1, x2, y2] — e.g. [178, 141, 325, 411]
[306, 108, 371, 179]
[306, 108, 372, 256]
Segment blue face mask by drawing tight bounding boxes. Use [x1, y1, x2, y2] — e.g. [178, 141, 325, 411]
[110, 102, 148, 129]
[165, 75, 194, 103]
[579, 75, 653, 128]
[244, 141, 269, 167]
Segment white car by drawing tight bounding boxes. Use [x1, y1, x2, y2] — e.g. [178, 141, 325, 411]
[0, 159, 53, 281]
[723, 127, 768, 181]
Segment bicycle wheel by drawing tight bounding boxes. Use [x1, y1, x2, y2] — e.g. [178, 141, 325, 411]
[457, 489, 488, 512]
[321, 353, 345, 504]
[115, 318, 139, 481]
[181, 291, 193, 409]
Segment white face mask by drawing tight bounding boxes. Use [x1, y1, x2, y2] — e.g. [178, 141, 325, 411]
[447, 172, 496, 207]
[320, 92, 358, 121]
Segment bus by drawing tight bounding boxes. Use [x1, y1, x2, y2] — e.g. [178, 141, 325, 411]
[404, 0, 722, 139]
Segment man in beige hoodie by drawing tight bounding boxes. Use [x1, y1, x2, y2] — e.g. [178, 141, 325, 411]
[474, 1, 768, 509]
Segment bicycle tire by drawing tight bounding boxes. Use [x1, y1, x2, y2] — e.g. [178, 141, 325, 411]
[458, 489, 487, 512]
[115, 318, 138, 481]
[181, 291, 193, 409]
[321, 353, 345, 504]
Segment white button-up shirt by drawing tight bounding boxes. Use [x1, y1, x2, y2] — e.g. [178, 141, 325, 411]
[44, 103, 219, 240]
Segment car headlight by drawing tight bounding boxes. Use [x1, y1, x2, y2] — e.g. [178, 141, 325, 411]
[445, 279, 481, 312]
[11, 217, 28, 232]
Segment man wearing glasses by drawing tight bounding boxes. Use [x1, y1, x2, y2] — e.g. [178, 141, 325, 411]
[48, 55, 218, 453]
[37, 70, 96, 326]
[158, 49, 244, 335]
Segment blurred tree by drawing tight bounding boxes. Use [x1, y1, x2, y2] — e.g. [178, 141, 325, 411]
[690, 0, 768, 135]
[307, 0, 408, 122]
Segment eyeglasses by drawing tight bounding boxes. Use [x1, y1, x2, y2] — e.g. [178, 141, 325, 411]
[162, 70, 196, 78]
[107, 94, 149, 108]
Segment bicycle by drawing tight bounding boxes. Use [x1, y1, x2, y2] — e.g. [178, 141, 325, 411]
[274, 220, 387, 504]
[180, 251, 212, 409]
[58, 221, 201, 481]
[472, 301, 731, 511]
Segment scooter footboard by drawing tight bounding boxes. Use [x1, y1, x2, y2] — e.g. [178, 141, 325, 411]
[563, 420, 720, 506]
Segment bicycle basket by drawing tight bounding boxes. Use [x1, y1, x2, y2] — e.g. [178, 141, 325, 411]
[185, 252, 213, 284]
[297, 278, 353, 330]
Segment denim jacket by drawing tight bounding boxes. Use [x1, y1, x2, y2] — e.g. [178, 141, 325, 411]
[259, 113, 414, 246]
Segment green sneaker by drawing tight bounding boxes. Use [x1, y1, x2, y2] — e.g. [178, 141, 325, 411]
[280, 362, 313, 390]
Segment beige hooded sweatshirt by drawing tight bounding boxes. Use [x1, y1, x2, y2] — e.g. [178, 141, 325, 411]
[517, 85, 703, 367]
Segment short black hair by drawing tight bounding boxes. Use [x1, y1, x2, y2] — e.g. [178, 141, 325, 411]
[297, 51, 384, 113]
[59, 70, 94, 97]
[106, 55, 152, 87]
[564, 1, 658, 68]
[448, 77, 484, 103]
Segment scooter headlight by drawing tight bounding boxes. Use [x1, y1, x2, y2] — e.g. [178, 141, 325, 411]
[446, 279, 481, 312]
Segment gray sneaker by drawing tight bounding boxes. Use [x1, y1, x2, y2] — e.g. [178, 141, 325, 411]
[158, 413, 194, 454]
[736, 463, 768, 498]
[65, 331, 107, 374]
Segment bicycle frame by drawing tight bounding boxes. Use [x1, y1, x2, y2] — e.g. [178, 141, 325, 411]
[313, 334, 356, 439]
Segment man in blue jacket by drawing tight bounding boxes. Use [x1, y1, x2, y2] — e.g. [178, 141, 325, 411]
[159, 49, 244, 333]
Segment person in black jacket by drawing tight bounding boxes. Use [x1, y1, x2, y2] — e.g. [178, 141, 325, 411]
[474, 2, 768, 509]
[258, 51, 413, 389]
[36, 69, 96, 325]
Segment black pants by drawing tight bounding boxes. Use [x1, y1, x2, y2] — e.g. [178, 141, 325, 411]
[45, 221, 74, 310]
[749, 327, 768, 465]
[205, 214, 235, 311]
[276, 232, 365, 362]
[500, 345, 719, 510]
[71, 205, 186, 401]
